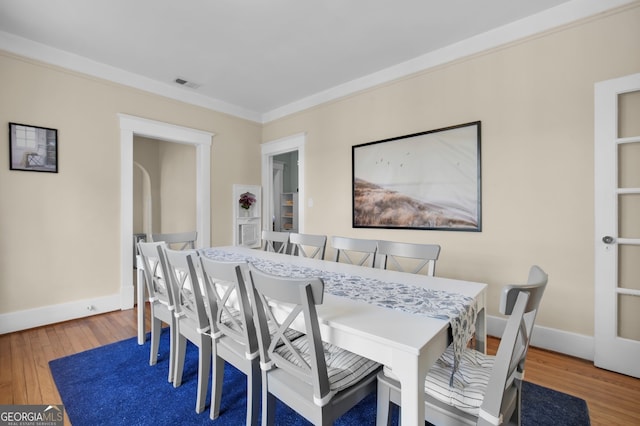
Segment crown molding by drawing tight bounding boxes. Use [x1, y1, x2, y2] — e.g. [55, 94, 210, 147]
[0, 30, 263, 123]
[0, 0, 634, 124]
[261, 0, 636, 123]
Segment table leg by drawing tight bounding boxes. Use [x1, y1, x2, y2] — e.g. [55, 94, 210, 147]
[475, 306, 487, 353]
[397, 356, 425, 426]
[393, 328, 448, 426]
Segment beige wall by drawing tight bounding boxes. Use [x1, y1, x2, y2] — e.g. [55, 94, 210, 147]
[133, 136, 161, 235]
[158, 141, 196, 233]
[0, 5, 638, 340]
[262, 5, 640, 336]
[133, 136, 197, 236]
[0, 51, 261, 315]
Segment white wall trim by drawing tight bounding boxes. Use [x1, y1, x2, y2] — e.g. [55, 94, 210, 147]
[119, 114, 213, 311]
[1, 1, 633, 124]
[1, 299, 594, 362]
[0, 30, 262, 123]
[261, 0, 636, 122]
[0, 295, 121, 335]
[261, 133, 306, 232]
[487, 315, 594, 361]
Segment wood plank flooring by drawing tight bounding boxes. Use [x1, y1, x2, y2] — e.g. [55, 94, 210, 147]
[1, 307, 639, 425]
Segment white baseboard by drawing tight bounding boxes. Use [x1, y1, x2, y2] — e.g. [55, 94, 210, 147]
[487, 315, 594, 361]
[0, 294, 123, 335]
[1, 299, 595, 362]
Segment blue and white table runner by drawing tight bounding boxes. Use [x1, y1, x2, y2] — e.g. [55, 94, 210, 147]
[202, 247, 477, 377]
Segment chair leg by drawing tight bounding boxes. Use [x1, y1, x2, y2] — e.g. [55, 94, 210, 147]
[195, 336, 212, 414]
[514, 380, 523, 426]
[376, 376, 392, 426]
[168, 322, 176, 383]
[173, 334, 187, 387]
[261, 373, 276, 426]
[149, 317, 161, 366]
[246, 360, 261, 426]
[209, 355, 225, 420]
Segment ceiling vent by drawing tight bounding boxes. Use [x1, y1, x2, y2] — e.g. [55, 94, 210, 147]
[174, 77, 201, 89]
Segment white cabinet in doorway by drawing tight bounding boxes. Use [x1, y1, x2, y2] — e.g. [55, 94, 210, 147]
[233, 184, 261, 248]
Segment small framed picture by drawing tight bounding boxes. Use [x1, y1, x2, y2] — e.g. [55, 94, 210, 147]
[9, 122, 58, 173]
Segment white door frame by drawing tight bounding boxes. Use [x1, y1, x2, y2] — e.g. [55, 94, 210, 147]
[594, 73, 640, 378]
[119, 114, 213, 309]
[261, 133, 305, 233]
[272, 161, 284, 231]
[133, 161, 153, 237]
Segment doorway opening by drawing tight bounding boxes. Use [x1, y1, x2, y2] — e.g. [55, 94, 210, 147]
[272, 151, 299, 232]
[119, 114, 213, 311]
[133, 136, 197, 238]
[261, 133, 305, 234]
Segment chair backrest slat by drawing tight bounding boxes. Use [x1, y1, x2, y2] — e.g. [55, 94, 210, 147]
[499, 265, 548, 375]
[163, 248, 209, 330]
[246, 264, 329, 401]
[152, 231, 197, 250]
[199, 256, 258, 356]
[377, 240, 440, 276]
[289, 233, 327, 259]
[261, 230, 290, 254]
[480, 291, 530, 422]
[330, 236, 378, 267]
[137, 241, 172, 306]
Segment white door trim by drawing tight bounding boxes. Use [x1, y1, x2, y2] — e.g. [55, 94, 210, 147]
[119, 114, 213, 309]
[272, 161, 285, 231]
[261, 133, 306, 232]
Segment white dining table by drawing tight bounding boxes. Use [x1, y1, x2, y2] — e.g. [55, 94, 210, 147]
[137, 245, 486, 426]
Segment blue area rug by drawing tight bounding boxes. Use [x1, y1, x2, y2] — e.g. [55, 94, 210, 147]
[49, 330, 590, 425]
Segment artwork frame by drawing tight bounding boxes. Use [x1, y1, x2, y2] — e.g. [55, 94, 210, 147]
[9, 122, 58, 173]
[352, 121, 481, 231]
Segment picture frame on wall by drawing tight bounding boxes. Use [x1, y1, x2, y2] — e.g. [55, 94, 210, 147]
[9, 122, 58, 173]
[352, 121, 481, 231]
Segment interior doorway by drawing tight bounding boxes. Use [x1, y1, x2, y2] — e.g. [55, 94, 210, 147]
[261, 133, 305, 234]
[272, 151, 299, 232]
[272, 161, 284, 231]
[133, 136, 197, 238]
[119, 114, 212, 312]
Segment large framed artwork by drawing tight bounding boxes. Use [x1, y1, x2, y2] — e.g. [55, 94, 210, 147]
[352, 121, 481, 231]
[9, 122, 58, 173]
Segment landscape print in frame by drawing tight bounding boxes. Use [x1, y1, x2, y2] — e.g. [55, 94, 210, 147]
[352, 121, 481, 231]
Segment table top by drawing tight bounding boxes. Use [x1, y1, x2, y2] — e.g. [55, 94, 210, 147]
[201, 246, 486, 361]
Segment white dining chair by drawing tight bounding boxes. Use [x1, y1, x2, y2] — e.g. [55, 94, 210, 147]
[152, 231, 197, 250]
[261, 230, 290, 254]
[330, 236, 378, 267]
[161, 247, 211, 414]
[498, 265, 548, 417]
[198, 256, 261, 425]
[136, 241, 176, 383]
[376, 265, 548, 426]
[289, 232, 327, 259]
[246, 264, 382, 426]
[376, 240, 440, 276]
[378, 292, 529, 426]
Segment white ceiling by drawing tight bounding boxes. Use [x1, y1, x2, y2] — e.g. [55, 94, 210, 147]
[0, 0, 631, 122]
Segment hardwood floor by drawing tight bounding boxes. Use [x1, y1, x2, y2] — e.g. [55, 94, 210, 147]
[1, 307, 639, 425]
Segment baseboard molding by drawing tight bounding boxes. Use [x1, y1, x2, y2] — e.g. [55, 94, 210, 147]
[1, 299, 595, 361]
[0, 294, 123, 335]
[487, 314, 594, 361]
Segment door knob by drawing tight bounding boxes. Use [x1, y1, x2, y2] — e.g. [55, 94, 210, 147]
[602, 236, 615, 244]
